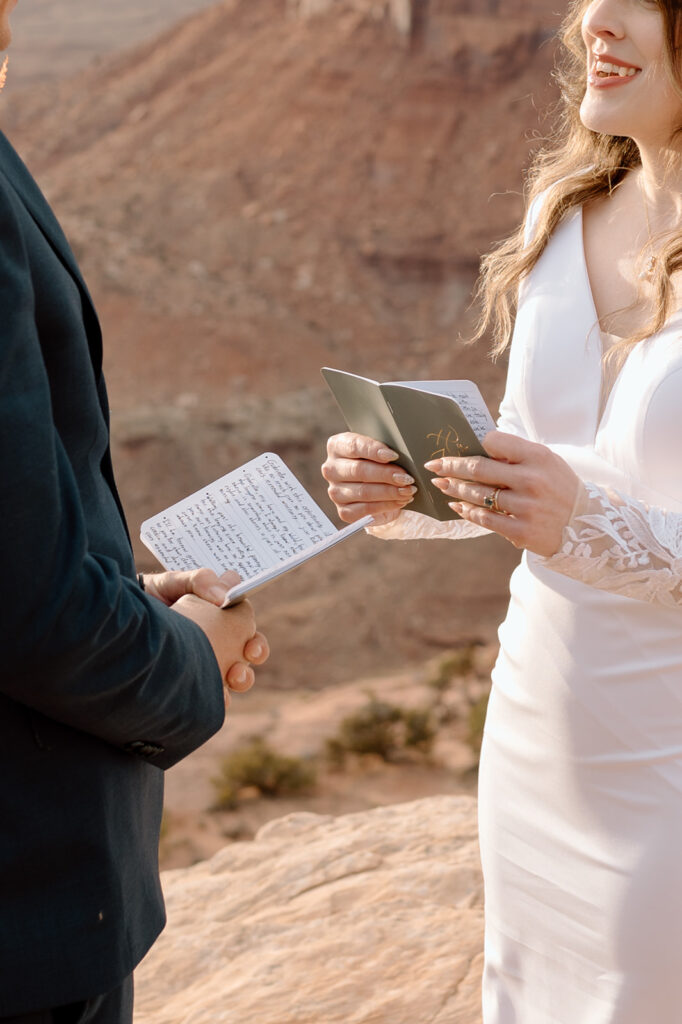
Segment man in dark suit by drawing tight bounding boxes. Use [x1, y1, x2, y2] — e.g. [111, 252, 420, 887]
[0, 5, 270, 1021]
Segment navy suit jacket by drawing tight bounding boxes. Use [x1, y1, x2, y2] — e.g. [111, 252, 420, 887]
[0, 132, 225, 1014]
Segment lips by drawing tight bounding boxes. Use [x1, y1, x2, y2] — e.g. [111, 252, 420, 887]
[587, 52, 641, 88]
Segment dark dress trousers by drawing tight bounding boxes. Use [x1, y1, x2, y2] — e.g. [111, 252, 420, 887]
[0, 131, 225, 1014]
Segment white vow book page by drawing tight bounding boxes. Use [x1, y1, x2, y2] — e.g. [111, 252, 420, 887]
[140, 453, 372, 606]
[398, 379, 497, 443]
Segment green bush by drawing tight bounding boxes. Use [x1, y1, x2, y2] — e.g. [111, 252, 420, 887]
[212, 738, 316, 809]
[428, 647, 477, 696]
[326, 695, 436, 764]
[324, 736, 349, 770]
[402, 707, 437, 754]
[333, 696, 403, 761]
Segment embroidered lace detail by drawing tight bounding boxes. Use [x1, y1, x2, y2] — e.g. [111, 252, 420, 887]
[542, 482, 682, 607]
[367, 509, 491, 542]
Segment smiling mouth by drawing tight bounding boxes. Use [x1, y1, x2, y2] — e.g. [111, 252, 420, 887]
[592, 58, 640, 79]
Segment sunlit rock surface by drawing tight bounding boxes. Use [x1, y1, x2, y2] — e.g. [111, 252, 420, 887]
[135, 796, 483, 1024]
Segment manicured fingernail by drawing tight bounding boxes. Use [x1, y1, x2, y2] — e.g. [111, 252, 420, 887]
[398, 486, 417, 496]
[431, 478, 447, 491]
[449, 502, 464, 512]
[424, 459, 442, 471]
[393, 472, 414, 485]
[209, 585, 228, 603]
[378, 448, 399, 461]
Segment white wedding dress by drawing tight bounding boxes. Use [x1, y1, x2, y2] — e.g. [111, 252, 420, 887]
[370, 199, 682, 1022]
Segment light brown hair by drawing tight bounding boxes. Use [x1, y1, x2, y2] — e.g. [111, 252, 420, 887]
[475, 0, 682, 357]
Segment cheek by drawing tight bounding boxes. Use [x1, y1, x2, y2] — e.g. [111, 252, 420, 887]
[644, 66, 682, 127]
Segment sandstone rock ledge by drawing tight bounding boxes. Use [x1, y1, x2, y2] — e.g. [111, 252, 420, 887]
[135, 796, 483, 1024]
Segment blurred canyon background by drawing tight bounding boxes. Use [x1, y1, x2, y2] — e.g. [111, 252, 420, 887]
[3, 0, 562, 867]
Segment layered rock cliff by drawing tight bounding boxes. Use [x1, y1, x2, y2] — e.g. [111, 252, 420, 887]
[2, 0, 560, 688]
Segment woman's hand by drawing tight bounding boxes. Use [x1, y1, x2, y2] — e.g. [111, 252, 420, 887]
[141, 567, 270, 700]
[321, 432, 417, 525]
[425, 430, 581, 557]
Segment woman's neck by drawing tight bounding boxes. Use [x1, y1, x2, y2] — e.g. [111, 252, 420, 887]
[637, 145, 682, 231]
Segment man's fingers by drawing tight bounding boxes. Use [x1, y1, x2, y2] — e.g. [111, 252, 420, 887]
[145, 567, 244, 607]
[186, 567, 229, 605]
[244, 631, 270, 666]
[218, 569, 242, 588]
[225, 662, 256, 693]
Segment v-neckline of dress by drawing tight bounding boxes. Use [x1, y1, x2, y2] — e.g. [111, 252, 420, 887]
[577, 206, 633, 438]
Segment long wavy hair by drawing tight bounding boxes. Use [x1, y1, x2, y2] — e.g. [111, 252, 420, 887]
[475, 0, 682, 358]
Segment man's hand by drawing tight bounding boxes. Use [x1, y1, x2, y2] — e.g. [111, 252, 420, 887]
[142, 568, 270, 703]
[141, 566, 238, 607]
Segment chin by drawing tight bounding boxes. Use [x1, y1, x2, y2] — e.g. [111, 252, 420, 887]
[580, 100, 630, 139]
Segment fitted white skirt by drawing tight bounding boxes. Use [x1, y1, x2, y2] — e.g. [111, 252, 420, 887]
[478, 555, 682, 1024]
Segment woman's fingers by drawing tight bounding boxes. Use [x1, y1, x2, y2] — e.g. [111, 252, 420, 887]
[323, 454, 412, 487]
[425, 454, 519, 490]
[434, 478, 524, 516]
[445, 433, 581, 557]
[326, 432, 399, 463]
[450, 501, 526, 548]
[328, 480, 416, 505]
[336, 501, 407, 525]
[323, 432, 414, 525]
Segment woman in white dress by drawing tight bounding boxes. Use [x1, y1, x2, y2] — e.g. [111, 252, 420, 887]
[322, 1, 682, 1021]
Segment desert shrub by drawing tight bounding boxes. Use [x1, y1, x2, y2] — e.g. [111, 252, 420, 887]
[327, 695, 436, 764]
[401, 707, 437, 754]
[325, 736, 349, 770]
[467, 691, 490, 755]
[212, 738, 316, 809]
[428, 647, 477, 696]
[333, 696, 403, 762]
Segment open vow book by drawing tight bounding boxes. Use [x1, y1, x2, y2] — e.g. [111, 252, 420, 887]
[140, 453, 372, 606]
[322, 367, 496, 521]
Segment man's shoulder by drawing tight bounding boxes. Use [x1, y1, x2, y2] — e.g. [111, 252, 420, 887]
[0, 130, 28, 177]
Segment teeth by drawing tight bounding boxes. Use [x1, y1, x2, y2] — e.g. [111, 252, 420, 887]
[595, 59, 637, 77]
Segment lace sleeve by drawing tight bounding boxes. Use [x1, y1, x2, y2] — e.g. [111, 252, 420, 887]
[540, 482, 682, 607]
[368, 509, 491, 542]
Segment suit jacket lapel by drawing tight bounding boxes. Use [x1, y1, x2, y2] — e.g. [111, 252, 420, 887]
[0, 132, 103, 374]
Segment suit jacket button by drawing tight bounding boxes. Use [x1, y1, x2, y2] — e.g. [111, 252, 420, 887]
[124, 740, 164, 759]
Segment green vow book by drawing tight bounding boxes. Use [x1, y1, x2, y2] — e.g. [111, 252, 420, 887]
[322, 367, 496, 522]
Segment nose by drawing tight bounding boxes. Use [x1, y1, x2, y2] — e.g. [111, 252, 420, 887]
[582, 0, 626, 46]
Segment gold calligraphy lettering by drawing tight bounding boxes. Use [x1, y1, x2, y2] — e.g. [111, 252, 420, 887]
[426, 426, 468, 460]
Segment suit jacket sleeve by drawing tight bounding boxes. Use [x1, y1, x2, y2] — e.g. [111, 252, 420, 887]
[0, 173, 225, 770]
